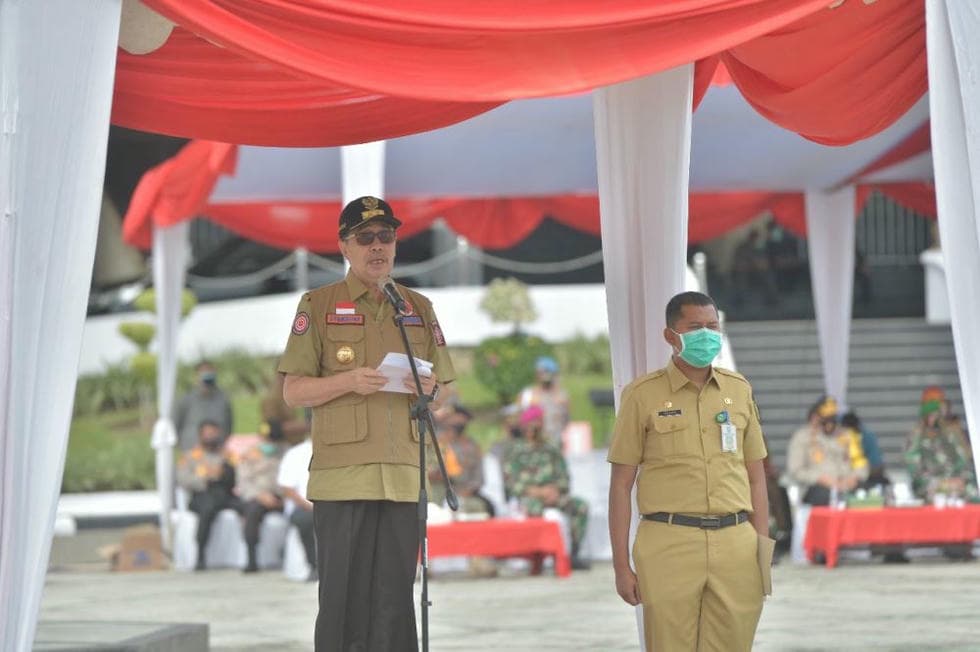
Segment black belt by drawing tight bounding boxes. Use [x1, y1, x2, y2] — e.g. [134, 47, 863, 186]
[642, 511, 749, 530]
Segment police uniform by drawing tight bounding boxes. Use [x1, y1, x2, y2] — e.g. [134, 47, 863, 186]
[278, 271, 455, 651]
[608, 359, 768, 651]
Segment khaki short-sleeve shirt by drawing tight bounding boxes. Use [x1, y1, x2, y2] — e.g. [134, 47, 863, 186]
[607, 359, 767, 516]
[278, 273, 456, 502]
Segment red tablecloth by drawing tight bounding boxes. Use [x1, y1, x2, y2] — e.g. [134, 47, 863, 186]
[427, 518, 570, 578]
[804, 506, 980, 568]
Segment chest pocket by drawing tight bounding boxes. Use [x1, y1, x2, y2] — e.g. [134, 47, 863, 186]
[324, 324, 366, 373]
[404, 318, 429, 347]
[647, 416, 697, 459]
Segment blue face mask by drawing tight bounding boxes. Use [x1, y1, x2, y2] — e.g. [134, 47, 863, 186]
[672, 328, 723, 368]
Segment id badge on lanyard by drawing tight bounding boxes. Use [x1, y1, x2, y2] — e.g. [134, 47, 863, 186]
[716, 410, 737, 453]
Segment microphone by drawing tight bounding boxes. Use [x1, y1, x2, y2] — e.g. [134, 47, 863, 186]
[379, 277, 410, 315]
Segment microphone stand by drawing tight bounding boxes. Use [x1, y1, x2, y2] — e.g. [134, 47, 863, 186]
[389, 301, 458, 652]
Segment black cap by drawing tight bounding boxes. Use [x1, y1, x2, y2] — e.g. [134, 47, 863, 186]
[339, 196, 401, 239]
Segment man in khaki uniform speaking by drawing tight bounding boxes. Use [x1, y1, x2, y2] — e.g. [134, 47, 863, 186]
[279, 196, 455, 652]
[608, 291, 772, 651]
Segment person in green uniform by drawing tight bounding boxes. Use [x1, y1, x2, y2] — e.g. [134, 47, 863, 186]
[278, 196, 456, 652]
[608, 291, 772, 651]
[505, 405, 591, 570]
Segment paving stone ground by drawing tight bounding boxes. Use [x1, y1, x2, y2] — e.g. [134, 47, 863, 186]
[39, 551, 980, 651]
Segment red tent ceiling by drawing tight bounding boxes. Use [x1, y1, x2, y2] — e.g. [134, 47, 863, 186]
[114, 0, 926, 147]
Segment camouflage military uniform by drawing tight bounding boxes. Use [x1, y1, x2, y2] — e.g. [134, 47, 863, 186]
[905, 419, 978, 500]
[505, 439, 589, 558]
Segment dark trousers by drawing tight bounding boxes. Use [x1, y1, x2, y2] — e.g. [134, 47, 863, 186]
[239, 499, 282, 547]
[313, 500, 419, 652]
[291, 508, 317, 569]
[189, 488, 240, 553]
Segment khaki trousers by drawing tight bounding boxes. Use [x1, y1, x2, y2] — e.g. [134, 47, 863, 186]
[633, 519, 764, 651]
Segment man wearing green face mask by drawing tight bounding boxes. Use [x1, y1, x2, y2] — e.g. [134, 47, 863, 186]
[607, 291, 772, 652]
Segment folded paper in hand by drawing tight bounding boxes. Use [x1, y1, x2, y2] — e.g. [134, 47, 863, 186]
[377, 352, 432, 394]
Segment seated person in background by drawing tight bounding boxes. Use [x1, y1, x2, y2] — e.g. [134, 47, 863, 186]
[840, 410, 888, 490]
[429, 404, 493, 516]
[761, 436, 792, 559]
[905, 387, 977, 503]
[518, 356, 570, 447]
[505, 405, 591, 570]
[488, 403, 523, 468]
[278, 430, 315, 581]
[235, 429, 287, 573]
[787, 396, 868, 506]
[177, 420, 239, 571]
[260, 364, 310, 446]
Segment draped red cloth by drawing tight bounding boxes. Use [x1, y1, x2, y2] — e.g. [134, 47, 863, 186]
[122, 140, 237, 247]
[140, 0, 828, 101]
[113, 29, 502, 147]
[841, 121, 931, 186]
[722, 0, 927, 146]
[112, 1, 928, 146]
[858, 182, 937, 219]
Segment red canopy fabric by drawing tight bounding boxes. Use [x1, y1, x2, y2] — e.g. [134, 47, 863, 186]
[723, 0, 927, 146]
[858, 182, 937, 219]
[122, 140, 237, 248]
[112, 1, 932, 147]
[113, 29, 502, 147]
[141, 0, 828, 101]
[840, 121, 931, 186]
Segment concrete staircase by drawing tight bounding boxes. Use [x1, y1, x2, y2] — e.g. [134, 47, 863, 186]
[725, 318, 963, 471]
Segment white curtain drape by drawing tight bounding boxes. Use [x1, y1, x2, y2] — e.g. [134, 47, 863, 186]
[594, 64, 694, 651]
[926, 0, 980, 479]
[805, 186, 857, 407]
[341, 142, 387, 204]
[152, 222, 190, 549]
[0, 1, 122, 649]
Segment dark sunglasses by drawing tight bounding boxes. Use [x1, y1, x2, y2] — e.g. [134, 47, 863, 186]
[348, 229, 396, 246]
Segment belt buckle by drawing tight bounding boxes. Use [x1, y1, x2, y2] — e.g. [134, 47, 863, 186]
[700, 516, 722, 530]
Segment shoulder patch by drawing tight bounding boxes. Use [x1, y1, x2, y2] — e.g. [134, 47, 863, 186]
[292, 312, 311, 335]
[431, 319, 446, 346]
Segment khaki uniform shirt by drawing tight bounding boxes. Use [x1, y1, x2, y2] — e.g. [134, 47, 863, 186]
[787, 425, 868, 487]
[607, 360, 767, 516]
[278, 273, 456, 502]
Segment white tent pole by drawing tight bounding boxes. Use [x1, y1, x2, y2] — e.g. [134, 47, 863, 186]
[151, 221, 189, 550]
[926, 0, 980, 480]
[340, 141, 386, 274]
[0, 2, 121, 649]
[805, 186, 857, 407]
[594, 63, 694, 651]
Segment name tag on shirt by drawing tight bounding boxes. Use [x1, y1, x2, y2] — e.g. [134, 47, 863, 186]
[327, 314, 365, 325]
[657, 409, 683, 417]
[721, 423, 738, 453]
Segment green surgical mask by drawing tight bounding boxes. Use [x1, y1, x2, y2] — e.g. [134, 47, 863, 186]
[672, 328, 722, 368]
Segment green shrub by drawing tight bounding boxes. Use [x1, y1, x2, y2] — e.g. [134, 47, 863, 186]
[553, 333, 612, 377]
[118, 322, 156, 351]
[473, 334, 553, 405]
[133, 288, 198, 317]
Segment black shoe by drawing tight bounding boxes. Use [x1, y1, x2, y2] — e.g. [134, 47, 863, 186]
[195, 558, 206, 572]
[243, 563, 259, 574]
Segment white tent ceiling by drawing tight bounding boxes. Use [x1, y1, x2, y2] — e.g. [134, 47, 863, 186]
[210, 85, 932, 204]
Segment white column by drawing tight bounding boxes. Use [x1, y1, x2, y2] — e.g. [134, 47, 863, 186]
[593, 63, 694, 650]
[341, 141, 386, 204]
[341, 141, 386, 274]
[0, 2, 122, 650]
[926, 0, 980, 479]
[805, 186, 857, 406]
[151, 222, 189, 549]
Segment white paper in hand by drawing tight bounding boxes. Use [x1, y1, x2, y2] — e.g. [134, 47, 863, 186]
[376, 352, 433, 394]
